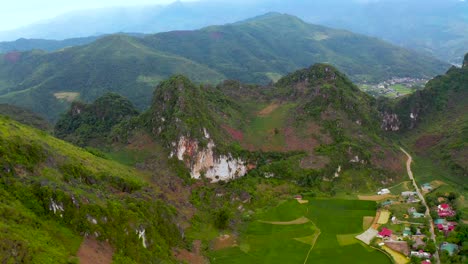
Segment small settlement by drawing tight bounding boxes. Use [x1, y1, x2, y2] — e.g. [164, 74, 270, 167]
[357, 182, 463, 264]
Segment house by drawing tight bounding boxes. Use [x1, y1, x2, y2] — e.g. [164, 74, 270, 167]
[407, 195, 420, 203]
[378, 228, 393, 238]
[413, 212, 425, 218]
[434, 219, 446, 225]
[410, 250, 431, 258]
[437, 222, 457, 232]
[421, 260, 431, 264]
[440, 242, 458, 256]
[412, 237, 426, 250]
[381, 200, 394, 206]
[438, 204, 456, 217]
[402, 191, 418, 197]
[421, 183, 433, 192]
[378, 189, 390, 195]
[403, 227, 412, 237]
[408, 207, 417, 214]
[415, 228, 422, 235]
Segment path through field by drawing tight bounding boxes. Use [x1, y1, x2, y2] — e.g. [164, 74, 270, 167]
[400, 148, 440, 264]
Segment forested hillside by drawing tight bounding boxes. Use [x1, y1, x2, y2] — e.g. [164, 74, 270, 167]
[0, 13, 448, 121]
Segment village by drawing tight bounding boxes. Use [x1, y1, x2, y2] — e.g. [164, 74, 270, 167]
[356, 181, 463, 264]
[359, 77, 427, 98]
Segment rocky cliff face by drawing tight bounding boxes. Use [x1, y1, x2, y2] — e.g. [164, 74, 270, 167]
[381, 112, 401, 131]
[170, 129, 248, 182]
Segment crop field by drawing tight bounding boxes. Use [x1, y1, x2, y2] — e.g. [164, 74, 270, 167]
[210, 199, 391, 264]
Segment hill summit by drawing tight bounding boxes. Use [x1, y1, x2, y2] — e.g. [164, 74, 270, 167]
[0, 13, 449, 121]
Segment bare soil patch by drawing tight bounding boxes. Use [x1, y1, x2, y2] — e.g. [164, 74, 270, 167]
[414, 134, 443, 152]
[174, 240, 206, 264]
[385, 241, 409, 256]
[257, 103, 280, 116]
[54, 92, 80, 102]
[212, 234, 238, 251]
[221, 124, 244, 142]
[77, 237, 113, 264]
[127, 132, 157, 150]
[259, 216, 310, 225]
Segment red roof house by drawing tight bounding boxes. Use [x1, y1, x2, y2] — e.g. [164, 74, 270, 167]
[438, 204, 456, 217]
[421, 260, 431, 264]
[378, 228, 393, 237]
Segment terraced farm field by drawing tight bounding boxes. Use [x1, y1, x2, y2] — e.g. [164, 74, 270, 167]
[210, 199, 392, 264]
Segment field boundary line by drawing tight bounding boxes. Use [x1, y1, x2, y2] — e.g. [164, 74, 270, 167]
[303, 222, 321, 264]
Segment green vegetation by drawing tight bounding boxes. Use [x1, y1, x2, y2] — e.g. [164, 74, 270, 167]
[0, 115, 182, 263]
[210, 199, 391, 264]
[243, 103, 297, 150]
[0, 103, 51, 131]
[0, 13, 448, 121]
[55, 93, 139, 146]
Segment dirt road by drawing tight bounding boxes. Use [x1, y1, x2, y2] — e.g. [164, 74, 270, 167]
[400, 148, 439, 264]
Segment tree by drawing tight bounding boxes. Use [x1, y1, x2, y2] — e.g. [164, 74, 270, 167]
[213, 208, 230, 230]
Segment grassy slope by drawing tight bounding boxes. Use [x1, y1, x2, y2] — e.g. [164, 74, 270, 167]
[0, 115, 182, 263]
[0, 103, 51, 131]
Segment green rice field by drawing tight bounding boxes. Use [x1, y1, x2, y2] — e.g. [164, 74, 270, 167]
[210, 199, 392, 264]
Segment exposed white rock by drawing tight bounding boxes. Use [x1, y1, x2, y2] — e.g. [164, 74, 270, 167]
[350, 155, 360, 163]
[264, 172, 275, 179]
[136, 228, 147, 248]
[381, 112, 400, 131]
[172, 135, 248, 182]
[203, 128, 210, 139]
[334, 165, 342, 178]
[49, 199, 64, 217]
[87, 215, 98, 225]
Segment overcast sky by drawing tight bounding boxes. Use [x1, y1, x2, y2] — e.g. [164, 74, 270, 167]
[0, 0, 199, 31]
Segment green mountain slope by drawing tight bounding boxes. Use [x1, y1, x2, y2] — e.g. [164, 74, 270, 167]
[0, 103, 51, 130]
[55, 93, 139, 146]
[0, 115, 182, 263]
[0, 35, 224, 121]
[143, 13, 448, 84]
[0, 13, 448, 121]
[394, 54, 468, 177]
[104, 64, 403, 191]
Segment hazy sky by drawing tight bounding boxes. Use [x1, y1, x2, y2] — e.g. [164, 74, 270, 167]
[0, 0, 197, 31]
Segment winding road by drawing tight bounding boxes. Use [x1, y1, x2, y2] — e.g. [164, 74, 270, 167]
[400, 148, 440, 264]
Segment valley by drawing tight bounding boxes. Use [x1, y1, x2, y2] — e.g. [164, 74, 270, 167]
[0, 7, 466, 264]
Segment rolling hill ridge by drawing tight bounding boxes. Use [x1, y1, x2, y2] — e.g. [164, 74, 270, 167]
[0, 13, 449, 121]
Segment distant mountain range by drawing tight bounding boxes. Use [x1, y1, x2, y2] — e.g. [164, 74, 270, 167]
[0, 14, 449, 121]
[0, 0, 466, 64]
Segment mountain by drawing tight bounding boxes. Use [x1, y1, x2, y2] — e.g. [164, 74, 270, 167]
[383, 53, 468, 178]
[0, 0, 466, 64]
[0, 103, 51, 130]
[54, 93, 139, 146]
[0, 14, 449, 121]
[97, 64, 404, 190]
[0, 115, 183, 263]
[0, 36, 101, 53]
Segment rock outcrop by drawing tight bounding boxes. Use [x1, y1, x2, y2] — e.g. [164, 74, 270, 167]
[170, 130, 247, 182]
[381, 112, 401, 131]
